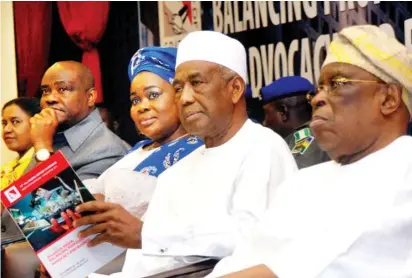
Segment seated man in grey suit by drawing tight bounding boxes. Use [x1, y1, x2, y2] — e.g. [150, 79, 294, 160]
[29, 60, 129, 178]
[4, 61, 129, 278]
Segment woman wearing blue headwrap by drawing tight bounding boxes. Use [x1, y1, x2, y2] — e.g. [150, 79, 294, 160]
[81, 46, 203, 217]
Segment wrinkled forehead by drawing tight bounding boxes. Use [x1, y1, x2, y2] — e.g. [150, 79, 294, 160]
[174, 60, 220, 82]
[41, 65, 81, 86]
[318, 62, 380, 84]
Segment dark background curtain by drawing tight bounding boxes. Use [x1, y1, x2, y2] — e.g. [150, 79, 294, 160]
[14, 2, 52, 98]
[57, 1, 110, 104]
[48, 1, 142, 145]
[99, 2, 142, 145]
[139, 1, 160, 46]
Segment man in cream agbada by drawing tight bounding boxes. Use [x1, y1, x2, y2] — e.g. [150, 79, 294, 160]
[210, 25, 412, 278]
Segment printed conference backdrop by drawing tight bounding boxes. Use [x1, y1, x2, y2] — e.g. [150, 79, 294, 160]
[157, 1, 412, 97]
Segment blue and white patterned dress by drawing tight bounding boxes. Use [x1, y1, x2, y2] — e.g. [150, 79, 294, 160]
[84, 136, 203, 218]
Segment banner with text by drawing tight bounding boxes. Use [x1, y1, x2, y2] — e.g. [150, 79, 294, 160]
[210, 1, 412, 96]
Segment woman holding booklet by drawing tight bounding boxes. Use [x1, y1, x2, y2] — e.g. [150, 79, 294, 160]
[83, 46, 203, 218]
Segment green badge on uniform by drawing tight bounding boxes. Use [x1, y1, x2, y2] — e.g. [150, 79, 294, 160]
[292, 128, 314, 155]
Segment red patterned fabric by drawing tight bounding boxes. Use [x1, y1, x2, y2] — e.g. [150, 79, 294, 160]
[57, 2, 110, 103]
[14, 2, 52, 97]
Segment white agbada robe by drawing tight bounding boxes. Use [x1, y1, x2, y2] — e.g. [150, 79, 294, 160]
[209, 135, 412, 278]
[90, 119, 297, 277]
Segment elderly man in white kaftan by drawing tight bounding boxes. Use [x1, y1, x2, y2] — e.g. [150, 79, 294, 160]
[86, 31, 297, 278]
[209, 25, 412, 278]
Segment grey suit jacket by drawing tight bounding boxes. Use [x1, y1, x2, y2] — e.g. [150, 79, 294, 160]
[26, 109, 129, 180]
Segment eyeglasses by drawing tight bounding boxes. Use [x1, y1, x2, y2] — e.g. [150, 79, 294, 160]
[306, 77, 382, 102]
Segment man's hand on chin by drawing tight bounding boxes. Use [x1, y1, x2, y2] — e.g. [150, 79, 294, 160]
[30, 108, 59, 152]
[221, 265, 277, 278]
[74, 201, 143, 249]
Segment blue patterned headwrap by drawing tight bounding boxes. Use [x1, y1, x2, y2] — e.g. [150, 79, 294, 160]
[128, 46, 177, 84]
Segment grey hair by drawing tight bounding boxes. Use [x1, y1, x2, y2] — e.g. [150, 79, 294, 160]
[218, 65, 238, 83]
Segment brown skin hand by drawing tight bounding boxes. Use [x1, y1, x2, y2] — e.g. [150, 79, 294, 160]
[74, 201, 143, 249]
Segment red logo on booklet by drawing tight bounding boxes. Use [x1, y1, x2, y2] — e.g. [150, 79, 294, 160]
[4, 186, 21, 203]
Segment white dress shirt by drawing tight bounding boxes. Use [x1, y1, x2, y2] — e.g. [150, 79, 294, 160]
[210, 136, 412, 278]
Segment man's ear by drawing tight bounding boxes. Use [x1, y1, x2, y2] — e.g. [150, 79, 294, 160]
[87, 88, 97, 107]
[278, 104, 289, 122]
[381, 84, 402, 116]
[230, 76, 245, 104]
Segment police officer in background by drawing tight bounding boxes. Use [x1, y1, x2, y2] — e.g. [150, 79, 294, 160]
[261, 76, 330, 169]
